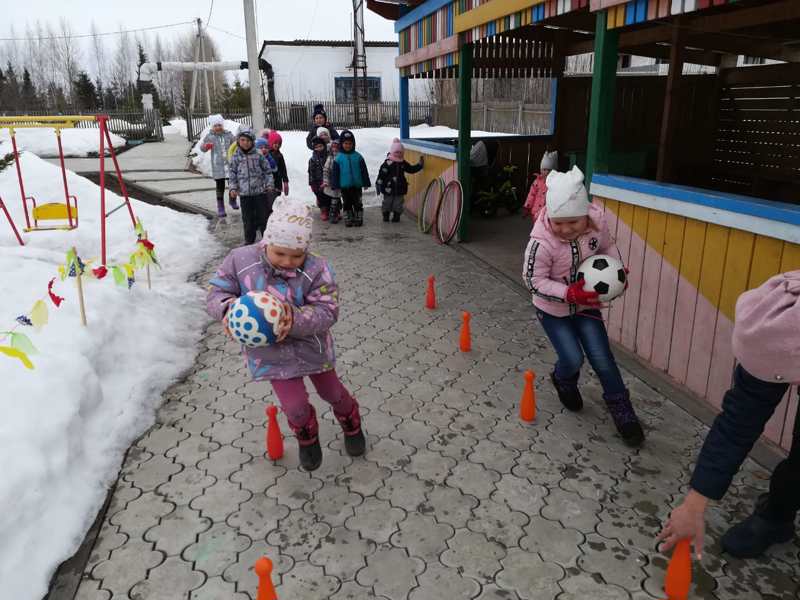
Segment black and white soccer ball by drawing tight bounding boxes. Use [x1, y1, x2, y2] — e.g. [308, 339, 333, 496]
[576, 254, 627, 302]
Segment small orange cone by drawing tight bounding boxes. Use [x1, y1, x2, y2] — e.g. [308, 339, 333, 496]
[266, 405, 284, 460]
[460, 311, 472, 352]
[663, 539, 692, 600]
[425, 275, 437, 309]
[254, 556, 278, 600]
[520, 370, 536, 422]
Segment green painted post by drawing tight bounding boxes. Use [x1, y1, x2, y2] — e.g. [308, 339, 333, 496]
[457, 41, 473, 242]
[585, 11, 619, 187]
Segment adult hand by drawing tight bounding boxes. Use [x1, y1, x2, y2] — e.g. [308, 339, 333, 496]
[283, 182, 289, 195]
[221, 298, 236, 340]
[229, 190, 239, 199]
[657, 490, 709, 560]
[566, 279, 602, 306]
[276, 303, 294, 342]
[203, 143, 213, 151]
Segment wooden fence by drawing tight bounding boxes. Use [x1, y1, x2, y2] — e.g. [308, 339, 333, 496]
[0, 109, 164, 142]
[432, 101, 552, 134]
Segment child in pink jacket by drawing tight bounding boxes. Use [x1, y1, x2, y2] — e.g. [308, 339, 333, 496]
[523, 150, 557, 223]
[522, 166, 644, 447]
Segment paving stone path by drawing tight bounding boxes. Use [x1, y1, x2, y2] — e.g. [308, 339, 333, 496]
[75, 209, 799, 600]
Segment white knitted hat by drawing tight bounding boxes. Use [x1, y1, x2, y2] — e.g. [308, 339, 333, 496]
[263, 196, 315, 250]
[545, 166, 590, 219]
[540, 150, 558, 171]
[208, 114, 224, 127]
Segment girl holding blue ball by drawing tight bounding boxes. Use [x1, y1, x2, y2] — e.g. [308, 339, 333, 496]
[207, 196, 365, 471]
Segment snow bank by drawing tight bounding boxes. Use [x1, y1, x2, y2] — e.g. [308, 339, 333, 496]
[0, 151, 220, 600]
[0, 128, 126, 158]
[165, 118, 188, 137]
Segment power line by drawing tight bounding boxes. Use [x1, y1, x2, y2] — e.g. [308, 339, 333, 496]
[206, 0, 216, 30]
[0, 21, 195, 42]
[208, 25, 245, 41]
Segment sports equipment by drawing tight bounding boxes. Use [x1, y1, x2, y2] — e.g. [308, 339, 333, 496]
[226, 291, 284, 348]
[576, 254, 627, 302]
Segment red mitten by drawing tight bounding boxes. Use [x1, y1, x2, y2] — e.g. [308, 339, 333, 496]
[204, 143, 213, 150]
[566, 279, 602, 306]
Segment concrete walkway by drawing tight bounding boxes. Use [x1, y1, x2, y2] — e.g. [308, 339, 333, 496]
[72, 208, 799, 600]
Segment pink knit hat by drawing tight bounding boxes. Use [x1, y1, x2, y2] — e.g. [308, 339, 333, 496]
[389, 138, 404, 163]
[732, 270, 800, 383]
[267, 130, 282, 146]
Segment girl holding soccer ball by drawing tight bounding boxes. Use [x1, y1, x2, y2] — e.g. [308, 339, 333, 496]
[522, 166, 644, 447]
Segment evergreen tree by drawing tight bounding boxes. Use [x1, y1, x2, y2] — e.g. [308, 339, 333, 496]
[21, 69, 38, 110]
[0, 70, 7, 111]
[95, 77, 105, 109]
[3, 63, 21, 111]
[73, 71, 97, 110]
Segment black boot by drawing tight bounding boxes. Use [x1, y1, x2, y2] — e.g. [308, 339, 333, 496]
[550, 371, 584, 412]
[290, 406, 322, 471]
[721, 494, 796, 558]
[335, 400, 366, 457]
[391, 212, 401, 222]
[603, 391, 645, 447]
[330, 199, 340, 224]
[382, 211, 390, 222]
[355, 209, 364, 227]
[345, 210, 355, 228]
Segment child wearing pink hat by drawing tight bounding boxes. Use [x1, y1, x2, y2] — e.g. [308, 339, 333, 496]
[207, 195, 366, 471]
[267, 130, 289, 197]
[659, 270, 800, 561]
[375, 138, 424, 222]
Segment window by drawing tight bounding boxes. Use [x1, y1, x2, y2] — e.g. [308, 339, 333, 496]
[334, 77, 381, 103]
[743, 56, 766, 65]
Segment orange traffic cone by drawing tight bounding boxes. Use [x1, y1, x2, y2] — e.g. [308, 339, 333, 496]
[425, 275, 437, 309]
[663, 539, 692, 600]
[266, 405, 284, 460]
[254, 556, 278, 600]
[520, 370, 536, 422]
[460, 311, 472, 352]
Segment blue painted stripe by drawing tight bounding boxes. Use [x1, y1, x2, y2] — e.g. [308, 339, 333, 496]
[592, 174, 800, 228]
[635, 0, 647, 22]
[625, 2, 635, 24]
[401, 138, 457, 158]
[395, 0, 454, 33]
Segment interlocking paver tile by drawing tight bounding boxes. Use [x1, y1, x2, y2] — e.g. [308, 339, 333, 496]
[145, 505, 211, 556]
[577, 533, 648, 592]
[557, 570, 631, 599]
[345, 497, 405, 544]
[189, 575, 249, 600]
[129, 556, 204, 600]
[446, 460, 501, 500]
[520, 515, 585, 567]
[136, 426, 189, 456]
[376, 471, 432, 511]
[156, 466, 216, 505]
[467, 499, 528, 549]
[390, 512, 453, 560]
[541, 488, 601, 533]
[86, 529, 127, 570]
[356, 547, 424, 600]
[183, 522, 250, 577]
[91, 539, 162, 597]
[166, 434, 221, 469]
[420, 485, 478, 528]
[491, 474, 547, 516]
[110, 492, 174, 539]
[197, 445, 251, 480]
[496, 547, 564, 600]
[276, 561, 339, 600]
[305, 482, 363, 527]
[227, 492, 290, 539]
[190, 479, 250, 521]
[231, 457, 286, 494]
[267, 509, 331, 560]
[123, 454, 183, 492]
[409, 562, 480, 600]
[266, 470, 321, 509]
[221, 540, 291, 589]
[309, 526, 376, 580]
[441, 529, 506, 583]
[366, 437, 414, 470]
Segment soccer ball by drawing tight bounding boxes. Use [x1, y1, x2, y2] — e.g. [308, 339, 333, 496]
[227, 291, 285, 348]
[576, 254, 627, 302]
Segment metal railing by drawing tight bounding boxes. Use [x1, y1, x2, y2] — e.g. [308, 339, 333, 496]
[0, 109, 164, 142]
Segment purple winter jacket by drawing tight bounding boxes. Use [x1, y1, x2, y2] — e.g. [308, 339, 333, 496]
[207, 244, 339, 380]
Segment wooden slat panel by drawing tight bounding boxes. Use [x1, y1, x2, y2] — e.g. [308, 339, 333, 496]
[722, 86, 797, 99]
[608, 202, 635, 344]
[718, 110, 800, 122]
[748, 235, 784, 289]
[721, 63, 800, 86]
[636, 210, 668, 362]
[601, 198, 621, 324]
[781, 388, 798, 451]
[668, 219, 707, 385]
[779, 242, 800, 272]
[651, 214, 686, 371]
[686, 224, 730, 397]
[621, 206, 650, 351]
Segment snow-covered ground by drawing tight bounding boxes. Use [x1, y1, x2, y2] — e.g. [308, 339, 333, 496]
[164, 118, 188, 137]
[0, 128, 126, 158]
[189, 123, 497, 208]
[0, 150, 220, 599]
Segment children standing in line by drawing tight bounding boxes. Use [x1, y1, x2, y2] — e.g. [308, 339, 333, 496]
[305, 104, 339, 150]
[308, 135, 331, 221]
[376, 138, 424, 223]
[331, 130, 371, 228]
[323, 139, 342, 224]
[200, 114, 236, 217]
[206, 196, 366, 471]
[228, 128, 276, 245]
[523, 150, 557, 223]
[522, 166, 644, 447]
[268, 131, 289, 197]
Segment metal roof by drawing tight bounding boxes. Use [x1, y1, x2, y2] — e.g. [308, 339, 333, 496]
[260, 39, 398, 48]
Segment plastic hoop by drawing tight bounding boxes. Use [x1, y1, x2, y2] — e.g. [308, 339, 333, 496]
[435, 180, 464, 245]
[418, 177, 444, 234]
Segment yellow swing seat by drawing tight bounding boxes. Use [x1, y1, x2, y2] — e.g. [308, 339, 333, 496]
[25, 202, 78, 232]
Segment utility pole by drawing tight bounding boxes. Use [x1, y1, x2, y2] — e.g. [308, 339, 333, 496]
[352, 0, 367, 127]
[200, 29, 213, 112]
[243, 0, 265, 132]
[189, 18, 202, 113]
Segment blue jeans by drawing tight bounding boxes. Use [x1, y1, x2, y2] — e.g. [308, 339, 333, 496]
[536, 309, 627, 396]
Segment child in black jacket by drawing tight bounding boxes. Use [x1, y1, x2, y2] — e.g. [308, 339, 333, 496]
[375, 138, 424, 222]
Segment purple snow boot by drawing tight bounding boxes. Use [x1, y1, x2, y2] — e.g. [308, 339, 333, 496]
[603, 391, 645, 447]
[216, 198, 227, 217]
[288, 405, 322, 471]
[334, 399, 366, 457]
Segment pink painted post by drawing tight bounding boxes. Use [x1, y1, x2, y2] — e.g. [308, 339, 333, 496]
[99, 117, 106, 266]
[635, 221, 667, 362]
[705, 316, 736, 410]
[607, 210, 633, 343]
[651, 217, 686, 371]
[600, 200, 620, 325]
[620, 208, 648, 351]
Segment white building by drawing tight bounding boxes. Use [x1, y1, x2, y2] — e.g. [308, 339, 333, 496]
[259, 39, 429, 103]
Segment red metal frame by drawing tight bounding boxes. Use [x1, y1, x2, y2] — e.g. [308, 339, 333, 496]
[0, 196, 24, 246]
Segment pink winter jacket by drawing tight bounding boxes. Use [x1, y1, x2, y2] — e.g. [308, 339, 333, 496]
[522, 202, 620, 317]
[523, 174, 547, 223]
[732, 270, 800, 384]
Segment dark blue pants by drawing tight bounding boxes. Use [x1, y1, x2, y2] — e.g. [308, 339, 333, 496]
[690, 365, 800, 521]
[536, 309, 627, 396]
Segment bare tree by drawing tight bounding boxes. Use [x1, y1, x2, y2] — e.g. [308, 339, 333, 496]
[57, 17, 81, 102]
[90, 21, 106, 83]
[111, 26, 134, 106]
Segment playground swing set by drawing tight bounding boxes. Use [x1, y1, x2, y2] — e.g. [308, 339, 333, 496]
[0, 114, 136, 265]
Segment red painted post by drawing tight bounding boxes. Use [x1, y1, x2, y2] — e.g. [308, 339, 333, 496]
[11, 133, 32, 230]
[102, 118, 136, 226]
[55, 132, 75, 229]
[0, 196, 24, 246]
[99, 117, 106, 265]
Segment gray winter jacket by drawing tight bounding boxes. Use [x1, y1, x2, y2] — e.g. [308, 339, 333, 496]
[202, 130, 236, 179]
[228, 146, 275, 196]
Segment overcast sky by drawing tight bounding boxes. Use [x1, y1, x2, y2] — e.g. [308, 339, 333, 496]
[4, 0, 397, 64]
